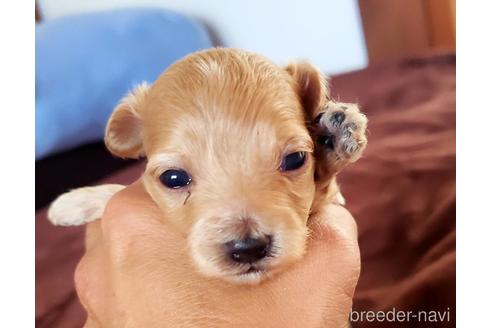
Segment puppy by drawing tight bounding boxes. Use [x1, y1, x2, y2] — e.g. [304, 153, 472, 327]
[48, 48, 367, 284]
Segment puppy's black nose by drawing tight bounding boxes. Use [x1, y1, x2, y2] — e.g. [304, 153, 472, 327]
[226, 235, 271, 263]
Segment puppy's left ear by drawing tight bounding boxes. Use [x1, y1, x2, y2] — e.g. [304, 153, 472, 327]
[105, 82, 150, 159]
[285, 62, 329, 119]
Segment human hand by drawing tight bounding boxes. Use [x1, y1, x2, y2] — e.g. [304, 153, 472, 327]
[75, 180, 360, 328]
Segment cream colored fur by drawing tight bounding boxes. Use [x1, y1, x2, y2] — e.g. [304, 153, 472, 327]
[48, 184, 125, 226]
[47, 48, 366, 284]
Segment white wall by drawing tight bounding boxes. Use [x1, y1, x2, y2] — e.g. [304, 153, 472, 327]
[38, 0, 367, 75]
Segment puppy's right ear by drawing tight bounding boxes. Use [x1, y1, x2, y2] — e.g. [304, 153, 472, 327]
[105, 83, 150, 159]
[285, 61, 329, 119]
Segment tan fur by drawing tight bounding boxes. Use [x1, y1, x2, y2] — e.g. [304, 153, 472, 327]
[48, 48, 367, 284]
[104, 82, 150, 158]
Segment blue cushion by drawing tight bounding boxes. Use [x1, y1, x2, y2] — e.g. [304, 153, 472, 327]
[36, 8, 212, 159]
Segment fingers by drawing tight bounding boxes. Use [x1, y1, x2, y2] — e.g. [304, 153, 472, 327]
[99, 179, 163, 235]
[75, 221, 114, 327]
[264, 204, 360, 327]
[78, 183, 361, 328]
[102, 180, 154, 217]
[309, 203, 359, 244]
[306, 203, 361, 298]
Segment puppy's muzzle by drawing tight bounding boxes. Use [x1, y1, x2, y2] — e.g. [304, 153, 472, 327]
[225, 235, 272, 264]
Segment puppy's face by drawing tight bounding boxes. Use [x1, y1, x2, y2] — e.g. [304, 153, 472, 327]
[105, 49, 331, 283]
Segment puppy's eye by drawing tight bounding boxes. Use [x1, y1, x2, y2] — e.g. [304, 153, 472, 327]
[280, 151, 306, 171]
[159, 169, 192, 189]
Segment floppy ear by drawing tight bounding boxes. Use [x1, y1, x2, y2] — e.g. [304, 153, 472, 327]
[105, 83, 150, 159]
[285, 61, 330, 120]
[286, 62, 340, 210]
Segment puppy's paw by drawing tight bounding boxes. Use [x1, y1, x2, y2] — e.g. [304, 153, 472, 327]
[48, 184, 125, 226]
[313, 101, 367, 168]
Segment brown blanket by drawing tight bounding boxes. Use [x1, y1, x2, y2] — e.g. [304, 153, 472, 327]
[35, 53, 456, 327]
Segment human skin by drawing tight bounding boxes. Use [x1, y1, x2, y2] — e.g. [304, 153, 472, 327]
[75, 181, 361, 328]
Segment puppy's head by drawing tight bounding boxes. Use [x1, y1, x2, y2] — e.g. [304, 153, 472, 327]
[105, 48, 331, 283]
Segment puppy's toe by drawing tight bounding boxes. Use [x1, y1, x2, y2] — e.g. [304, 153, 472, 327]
[48, 184, 125, 226]
[314, 101, 367, 165]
